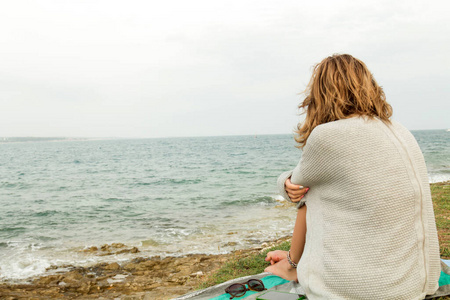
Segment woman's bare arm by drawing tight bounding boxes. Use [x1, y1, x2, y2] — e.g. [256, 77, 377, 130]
[290, 205, 307, 263]
[264, 205, 307, 280]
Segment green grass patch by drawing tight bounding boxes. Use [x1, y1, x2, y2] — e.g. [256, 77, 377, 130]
[198, 241, 291, 289]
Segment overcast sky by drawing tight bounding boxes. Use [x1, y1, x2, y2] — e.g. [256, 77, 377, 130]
[1, 0, 449, 138]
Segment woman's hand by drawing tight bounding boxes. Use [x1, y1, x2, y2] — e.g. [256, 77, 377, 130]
[285, 178, 309, 202]
[264, 258, 298, 281]
[265, 250, 288, 265]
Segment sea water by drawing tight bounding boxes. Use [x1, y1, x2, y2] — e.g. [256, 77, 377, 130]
[0, 131, 449, 281]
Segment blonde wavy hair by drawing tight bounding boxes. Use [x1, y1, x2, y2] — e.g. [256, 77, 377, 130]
[295, 54, 393, 148]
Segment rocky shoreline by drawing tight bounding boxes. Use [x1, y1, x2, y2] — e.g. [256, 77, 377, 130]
[0, 238, 290, 299]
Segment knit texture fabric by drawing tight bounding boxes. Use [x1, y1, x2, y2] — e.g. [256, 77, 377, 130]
[278, 117, 440, 299]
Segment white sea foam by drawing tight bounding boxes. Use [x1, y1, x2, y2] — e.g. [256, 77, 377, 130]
[274, 195, 286, 201]
[429, 173, 450, 183]
[0, 254, 51, 281]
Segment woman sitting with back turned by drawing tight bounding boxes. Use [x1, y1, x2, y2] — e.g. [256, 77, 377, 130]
[265, 54, 440, 299]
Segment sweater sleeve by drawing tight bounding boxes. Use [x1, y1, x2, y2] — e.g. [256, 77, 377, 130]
[288, 125, 332, 208]
[277, 124, 331, 208]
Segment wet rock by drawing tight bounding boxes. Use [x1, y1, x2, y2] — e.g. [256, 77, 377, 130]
[111, 242, 126, 248]
[100, 244, 110, 251]
[117, 246, 140, 254]
[223, 241, 238, 247]
[83, 246, 98, 252]
[33, 275, 61, 285]
[83, 243, 140, 256]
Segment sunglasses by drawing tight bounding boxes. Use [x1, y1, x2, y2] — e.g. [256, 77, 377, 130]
[225, 278, 266, 299]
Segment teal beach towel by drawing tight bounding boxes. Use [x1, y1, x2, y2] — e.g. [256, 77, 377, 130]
[439, 270, 450, 287]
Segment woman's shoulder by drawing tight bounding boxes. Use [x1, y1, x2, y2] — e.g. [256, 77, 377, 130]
[312, 116, 406, 134]
[304, 118, 364, 151]
[309, 116, 374, 139]
[307, 116, 399, 149]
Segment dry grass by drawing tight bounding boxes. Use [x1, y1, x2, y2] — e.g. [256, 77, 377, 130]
[431, 181, 450, 259]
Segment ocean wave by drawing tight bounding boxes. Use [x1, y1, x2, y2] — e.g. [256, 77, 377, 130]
[164, 178, 202, 184]
[0, 227, 27, 233]
[0, 182, 31, 189]
[102, 197, 124, 202]
[32, 210, 60, 217]
[131, 178, 202, 186]
[222, 196, 277, 207]
[0, 255, 51, 281]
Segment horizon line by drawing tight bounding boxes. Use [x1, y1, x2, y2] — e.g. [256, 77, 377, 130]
[0, 128, 448, 141]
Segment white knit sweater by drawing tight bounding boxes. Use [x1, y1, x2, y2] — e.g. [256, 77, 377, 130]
[278, 117, 440, 299]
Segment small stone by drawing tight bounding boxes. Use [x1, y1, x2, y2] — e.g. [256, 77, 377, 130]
[63, 271, 83, 283]
[100, 244, 110, 251]
[104, 262, 121, 270]
[189, 271, 203, 277]
[83, 246, 98, 252]
[199, 256, 210, 262]
[123, 263, 138, 271]
[77, 282, 91, 293]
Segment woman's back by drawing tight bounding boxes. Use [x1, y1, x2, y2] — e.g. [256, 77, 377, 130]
[291, 116, 440, 299]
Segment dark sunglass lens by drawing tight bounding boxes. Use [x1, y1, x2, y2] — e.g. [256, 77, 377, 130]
[248, 279, 265, 291]
[228, 284, 246, 296]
